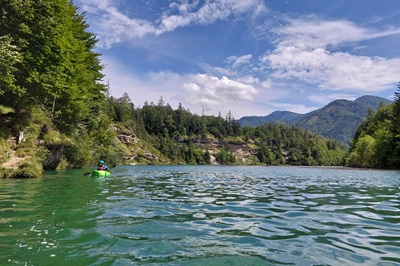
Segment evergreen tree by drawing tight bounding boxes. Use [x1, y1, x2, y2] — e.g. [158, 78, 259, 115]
[0, 0, 112, 168]
[389, 83, 400, 168]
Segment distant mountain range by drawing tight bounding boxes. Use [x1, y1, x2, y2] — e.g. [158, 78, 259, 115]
[238, 95, 391, 144]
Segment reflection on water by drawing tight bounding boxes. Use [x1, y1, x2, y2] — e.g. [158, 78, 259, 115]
[0, 166, 400, 265]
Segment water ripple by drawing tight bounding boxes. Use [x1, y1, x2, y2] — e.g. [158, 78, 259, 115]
[1, 166, 400, 265]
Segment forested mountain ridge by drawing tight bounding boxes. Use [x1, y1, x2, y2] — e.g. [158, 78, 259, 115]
[238, 111, 302, 127]
[238, 96, 391, 144]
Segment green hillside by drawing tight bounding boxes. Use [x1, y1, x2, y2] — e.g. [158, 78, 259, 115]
[297, 96, 391, 144]
[238, 111, 302, 127]
[345, 86, 400, 169]
[238, 96, 391, 144]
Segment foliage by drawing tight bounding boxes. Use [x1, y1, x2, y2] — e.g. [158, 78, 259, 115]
[251, 123, 346, 166]
[63, 132, 93, 168]
[0, 159, 43, 178]
[345, 84, 400, 169]
[0, 0, 119, 172]
[10, 159, 42, 178]
[216, 144, 236, 165]
[0, 35, 21, 98]
[0, 167, 14, 178]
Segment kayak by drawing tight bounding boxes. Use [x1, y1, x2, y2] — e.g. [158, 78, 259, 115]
[91, 170, 111, 177]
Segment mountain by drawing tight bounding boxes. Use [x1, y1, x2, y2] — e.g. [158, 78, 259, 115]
[238, 95, 391, 144]
[267, 111, 303, 124]
[237, 111, 302, 127]
[238, 116, 271, 127]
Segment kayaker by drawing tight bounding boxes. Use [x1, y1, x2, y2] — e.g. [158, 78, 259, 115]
[97, 160, 109, 171]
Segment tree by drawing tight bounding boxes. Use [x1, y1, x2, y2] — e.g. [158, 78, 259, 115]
[346, 135, 376, 168]
[389, 83, 400, 168]
[216, 143, 236, 165]
[0, 0, 114, 169]
[257, 143, 273, 165]
[0, 35, 21, 101]
[0, 0, 107, 135]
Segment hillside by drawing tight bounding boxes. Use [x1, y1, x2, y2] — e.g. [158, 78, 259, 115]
[266, 111, 303, 124]
[238, 95, 391, 144]
[297, 96, 391, 144]
[345, 90, 400, 169]
[238, 111, 302, 127]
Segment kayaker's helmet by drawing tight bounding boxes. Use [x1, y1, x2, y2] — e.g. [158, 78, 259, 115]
[99, 160, 104, 164]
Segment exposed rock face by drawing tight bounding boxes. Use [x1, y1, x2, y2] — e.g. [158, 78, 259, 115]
[112, 126, 137, 144]
[111, 123, 258, 165]
[42, 144, 64, 170]
[228, 142, 255, 163]
[191, 138, 255, 164]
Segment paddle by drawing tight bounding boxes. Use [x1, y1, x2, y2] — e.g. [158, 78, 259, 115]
[83, 171, 91, 176]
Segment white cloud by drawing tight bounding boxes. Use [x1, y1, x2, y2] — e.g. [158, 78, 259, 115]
[76, 1, 399, 117]
[213, 66, 236, 77]
[261, 17, 400, 92]
[183, 74, 258, 110]
[261, 80, 271, 88]
[271, 16, 400, 49]
[237, 75, 259, 85]
[225, 54, 253, 68]
[101, 56, 189, 107]
[101, 56, 261, 116]
[77, 0, 265, 48]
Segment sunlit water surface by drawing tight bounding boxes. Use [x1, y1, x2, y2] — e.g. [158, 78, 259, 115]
[1, 166, 400, 265]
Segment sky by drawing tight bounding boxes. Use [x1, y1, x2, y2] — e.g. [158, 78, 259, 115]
[74, 0, 400, 119]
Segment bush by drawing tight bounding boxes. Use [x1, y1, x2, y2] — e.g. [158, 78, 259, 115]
[0, 167, 13, 178]
[1, 159, 43, 178]
[64, 143, 92, 168]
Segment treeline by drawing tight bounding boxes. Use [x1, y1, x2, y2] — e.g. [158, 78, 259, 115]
[345, 84, 400, 169]
[108, 94, 347, 166]
[108, 94, 242, 165]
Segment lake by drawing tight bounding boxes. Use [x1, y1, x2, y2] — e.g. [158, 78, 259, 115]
[1, 166, 399, 265]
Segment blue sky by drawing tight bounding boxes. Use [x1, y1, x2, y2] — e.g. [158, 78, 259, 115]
[75, 0, 400, 118]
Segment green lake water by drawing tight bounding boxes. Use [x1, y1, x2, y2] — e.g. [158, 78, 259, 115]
[1, 165, 400, 265]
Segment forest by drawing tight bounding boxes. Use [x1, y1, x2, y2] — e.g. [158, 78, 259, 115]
[107, 94, 347, 166]
[0, 0, 399, 178]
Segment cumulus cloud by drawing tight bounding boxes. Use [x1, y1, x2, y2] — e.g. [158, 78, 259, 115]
[183, 74, 258, 110]
[77, 0, 265, 48]
[101, 55, 190, 105]
[261, 17, 400, 92]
